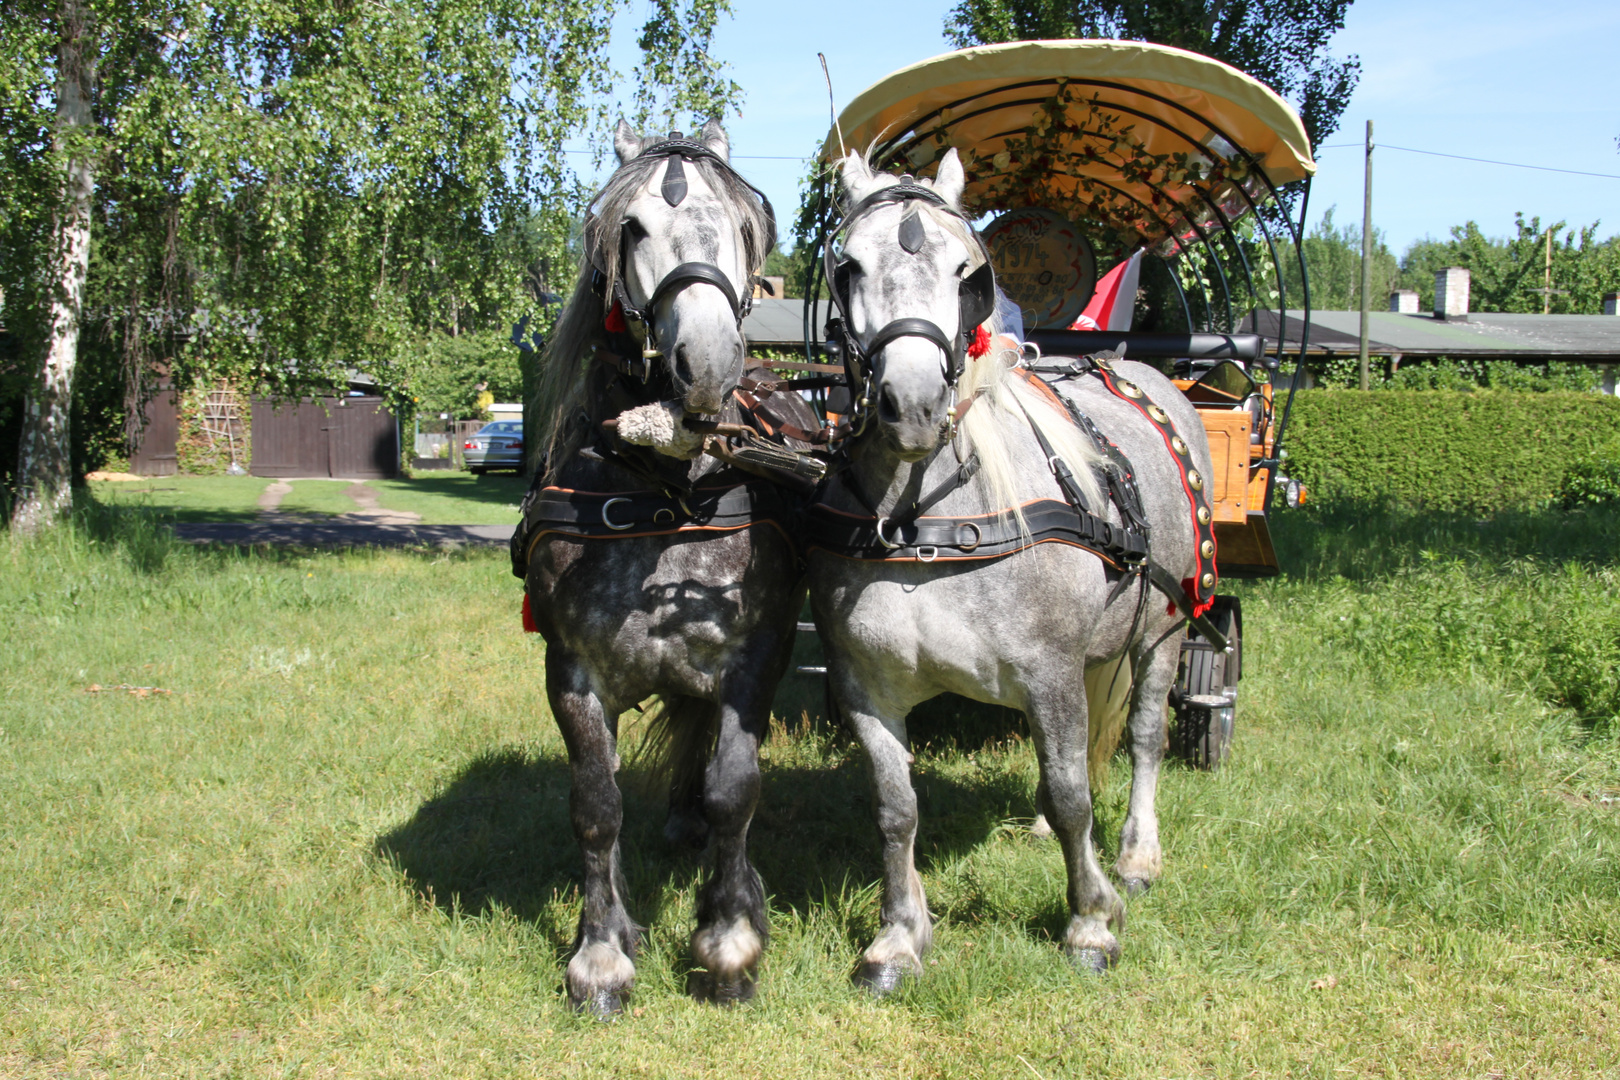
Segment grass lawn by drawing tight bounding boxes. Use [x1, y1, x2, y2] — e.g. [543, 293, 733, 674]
[370, 472, 528, 524]
[85, 474, 270, 523]
[1, 505, 1617, 1078]
[85, 472, 528, 526]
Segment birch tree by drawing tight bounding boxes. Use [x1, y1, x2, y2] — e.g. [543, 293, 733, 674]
[2, 0, 739, 531]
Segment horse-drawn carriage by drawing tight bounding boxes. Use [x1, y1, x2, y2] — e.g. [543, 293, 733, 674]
[794, 39, 1317, 767]
[514, 40, 1319, 1010]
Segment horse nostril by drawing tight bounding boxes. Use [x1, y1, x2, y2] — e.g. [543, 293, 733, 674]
[673, 344, 694, 387]
[878, 385, 900, 423]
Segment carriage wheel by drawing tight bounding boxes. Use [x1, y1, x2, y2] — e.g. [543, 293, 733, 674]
[1171, 596, 1241, 770]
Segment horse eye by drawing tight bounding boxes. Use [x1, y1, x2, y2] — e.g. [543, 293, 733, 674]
[957, 260, 972, 279]
[624, 218, 649, 242]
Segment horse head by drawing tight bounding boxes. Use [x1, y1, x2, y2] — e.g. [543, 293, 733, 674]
[832, 149, 994, 461]
[606, 118, 769, 418]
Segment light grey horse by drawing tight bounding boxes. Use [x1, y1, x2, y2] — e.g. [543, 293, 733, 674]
[806, 149, 1217, 988]
[520, 119, 811, 1014]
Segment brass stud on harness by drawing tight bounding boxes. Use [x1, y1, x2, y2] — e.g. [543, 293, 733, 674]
[1187, 469, 1203, 491]
[1149, 405, 1170, 424]
[1201, 572, 1215, 590]
[1197, 505, 1211, 525]
[1170, 434, 1187, 455]
[1201, 539, 1215, 559]
[1120, 381, 1144, 399]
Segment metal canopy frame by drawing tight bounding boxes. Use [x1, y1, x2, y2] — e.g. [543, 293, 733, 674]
[800, 45, 1318, 504]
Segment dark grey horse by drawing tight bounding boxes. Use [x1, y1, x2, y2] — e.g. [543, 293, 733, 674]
[520, 119, 809, 1014]
[806, 150, 1217, 988]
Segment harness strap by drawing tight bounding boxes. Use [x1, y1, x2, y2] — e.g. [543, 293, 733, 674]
[804, 498, 1137, 565]
[512, 482, 793, 579]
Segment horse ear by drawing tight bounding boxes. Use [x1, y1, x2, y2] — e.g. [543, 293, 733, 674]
[838, 152, 875, 196]
[932, 148, 966, 207]
[699, 118, 730, 163]
[614, 119, 645, 165]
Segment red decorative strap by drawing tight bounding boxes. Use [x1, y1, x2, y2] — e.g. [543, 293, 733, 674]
[966, 324, 990, 359]
[603, 300, 628, 334]
[521, 593, 539, 633]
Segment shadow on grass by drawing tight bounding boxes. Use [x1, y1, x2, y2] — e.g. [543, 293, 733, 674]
[375, 739, 1035, 934]
[1269, 499, 1620, 581]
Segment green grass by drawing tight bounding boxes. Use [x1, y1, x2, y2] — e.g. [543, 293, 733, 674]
[273, 478, 366, 517]
[371, 472, 528, 524]
[85, 472, 529, 526]
[86, 474, 269, 522]
[1, 504, 1617, 1078]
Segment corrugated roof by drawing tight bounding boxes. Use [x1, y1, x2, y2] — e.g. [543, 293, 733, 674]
[743, 297, 809, 348]
[1257, 310, 1620, 361]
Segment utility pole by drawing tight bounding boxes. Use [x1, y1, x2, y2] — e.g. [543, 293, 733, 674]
[1544, 228, 1552, 315]
[1358, 119, 1374, 391]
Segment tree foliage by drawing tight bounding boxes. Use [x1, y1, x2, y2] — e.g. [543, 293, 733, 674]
[942, 0, 1361, 146]
[1, 0, 740, 496]
[1278, 208, 1620, 315]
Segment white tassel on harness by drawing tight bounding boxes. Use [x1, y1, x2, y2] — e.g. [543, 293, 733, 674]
[614, 402, 708, 459]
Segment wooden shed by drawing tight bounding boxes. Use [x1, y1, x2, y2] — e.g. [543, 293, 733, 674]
[250, 395, 399, 479]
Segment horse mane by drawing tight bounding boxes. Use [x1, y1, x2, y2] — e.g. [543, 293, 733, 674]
[956, 313, 1106, 531]
[530, 144, 776, 475]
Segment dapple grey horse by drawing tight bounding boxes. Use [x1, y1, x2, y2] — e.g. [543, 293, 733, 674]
[521, 119, 809, 1014]
[806, 149, 1217, 989]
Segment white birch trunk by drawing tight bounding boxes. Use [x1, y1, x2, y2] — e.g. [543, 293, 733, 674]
[11, 0, 96, 535]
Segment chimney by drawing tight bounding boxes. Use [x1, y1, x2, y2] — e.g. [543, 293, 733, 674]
[1389, 289, 1419, 314]
[1434, 267, 1470, 321]
[1604, 291, 1618, 316]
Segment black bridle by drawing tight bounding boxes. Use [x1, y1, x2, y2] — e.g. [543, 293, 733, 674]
[821, 178, 997, 428]
[593, 136, 776, 369]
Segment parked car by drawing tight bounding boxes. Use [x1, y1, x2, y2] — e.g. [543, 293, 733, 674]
[463, 420, 524, 474]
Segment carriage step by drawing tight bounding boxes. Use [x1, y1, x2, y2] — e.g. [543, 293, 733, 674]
[796, 621, 817, 632]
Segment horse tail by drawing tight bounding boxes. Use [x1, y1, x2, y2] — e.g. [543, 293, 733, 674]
[1084, 657, 1133, 791]
[633, 694, 717, 848]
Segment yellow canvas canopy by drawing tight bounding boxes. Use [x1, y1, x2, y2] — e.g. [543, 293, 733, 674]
[823, 40, 1316, 251]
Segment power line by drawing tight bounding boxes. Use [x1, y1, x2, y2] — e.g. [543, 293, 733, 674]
[1319, 141, 1620, 180]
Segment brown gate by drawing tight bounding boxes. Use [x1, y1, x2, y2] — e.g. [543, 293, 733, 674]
[250, 396, 399, 479]
[128, 379, 179, 477]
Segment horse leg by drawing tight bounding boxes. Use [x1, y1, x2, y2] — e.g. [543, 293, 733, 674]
[1115, 640, 1180, 897]
[1028, 687, 1125, 972]
[688, 682, 769, 1005]
[548, 650, 639, 1016]
[844, 701, 931, 996]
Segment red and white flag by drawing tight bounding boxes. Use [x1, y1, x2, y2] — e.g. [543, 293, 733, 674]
[1071, 249, 1143, 332]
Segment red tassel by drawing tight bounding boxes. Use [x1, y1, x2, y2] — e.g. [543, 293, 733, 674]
[966, 324, 991, 359]
[1175, 577, 1216, 620]
[603, 300, 628, 334]
[521, 593, 539, 634]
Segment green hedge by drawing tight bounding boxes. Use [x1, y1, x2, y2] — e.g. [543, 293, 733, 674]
[1281, 390, 1620, 510]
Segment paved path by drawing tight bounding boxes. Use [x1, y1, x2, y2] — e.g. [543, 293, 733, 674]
[173, 522, 514, 547]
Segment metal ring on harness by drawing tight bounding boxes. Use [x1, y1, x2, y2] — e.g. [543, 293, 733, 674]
[957, 521, 982, 552]
[653, 507, 676, 524]
[601, 497, 633, 531]
[874, 515, 903, 550]
[917, 546, 939, 562]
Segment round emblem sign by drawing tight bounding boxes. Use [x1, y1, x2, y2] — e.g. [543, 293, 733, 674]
[980, 208, 1097, 331]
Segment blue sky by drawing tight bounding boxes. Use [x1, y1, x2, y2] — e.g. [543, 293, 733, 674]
[592, 0, 1620, 255]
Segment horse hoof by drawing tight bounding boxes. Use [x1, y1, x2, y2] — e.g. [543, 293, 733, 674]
[572, 987, 626, 1019]
[853, 960, 912, 998]
[1067, 947, 1117, 975]
[1122, 876, 1152, 898]
[689, 969, 756, 1006]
